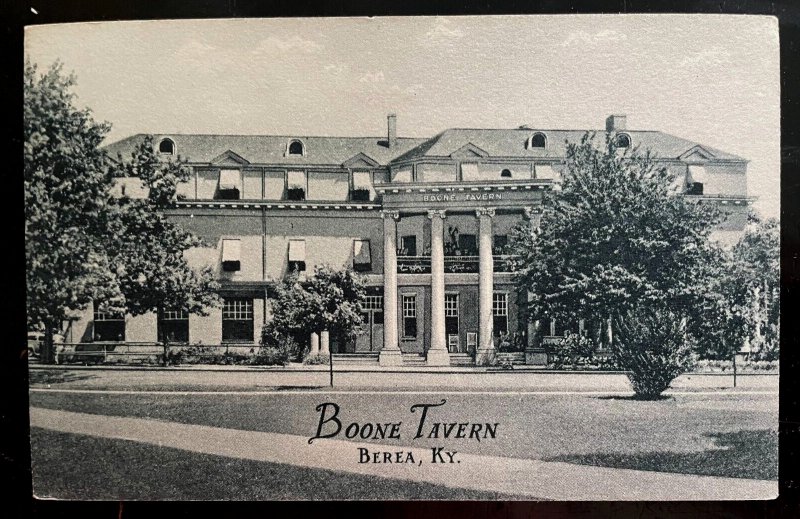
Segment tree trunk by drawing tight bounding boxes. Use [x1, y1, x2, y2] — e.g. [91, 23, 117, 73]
[41, 320, 55, 364]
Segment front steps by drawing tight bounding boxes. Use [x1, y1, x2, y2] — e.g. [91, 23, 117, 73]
[448, 353, 475, 367]
[332, 351, 530, 368]
[402, 353, 427, 367]
[331, 352, 379, 365]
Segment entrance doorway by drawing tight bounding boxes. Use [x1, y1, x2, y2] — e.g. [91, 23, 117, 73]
[354, 294, 385, 352]
[445, 293, 460, 352]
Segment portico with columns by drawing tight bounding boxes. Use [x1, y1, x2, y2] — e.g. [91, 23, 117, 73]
[375, 179, 551, 366]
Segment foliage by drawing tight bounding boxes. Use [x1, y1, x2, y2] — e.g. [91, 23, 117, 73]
[106, 135, 220, 317]
[24, 61, 124, 361]
[690, 216, 779, 361]
[508, 132, 723, 343]
[25, 62, 220, 362]
[264, 265, 366, 357]
[612, 305, 697, 399]
[545, 331, 598, 369]
[252, 344, 291, 366]
[303, 353, 331, 365]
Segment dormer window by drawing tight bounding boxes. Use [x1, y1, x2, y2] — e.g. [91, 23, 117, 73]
[500, 169, 513, 178]
[158, 138, 175, 155]
[616, 133, 631, 148]
[287, 140, 305, 156]
[529, 132, 546, 148]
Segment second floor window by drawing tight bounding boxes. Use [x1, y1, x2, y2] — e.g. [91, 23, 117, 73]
[400, 235, 417, 256]
[222, 239, 241, 272]
[288, 239, 307, 273]
[353, 239, 372, 272]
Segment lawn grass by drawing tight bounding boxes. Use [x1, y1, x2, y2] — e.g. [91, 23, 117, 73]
[547, 429, 778, 480]
[30, 391, 778, 483]
[31, 428, 525, 501]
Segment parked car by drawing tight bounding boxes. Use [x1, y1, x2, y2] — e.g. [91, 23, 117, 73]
[27, 331, 65, 358]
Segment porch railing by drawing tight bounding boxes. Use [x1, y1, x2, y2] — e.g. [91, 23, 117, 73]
[397, 255, 518, 274]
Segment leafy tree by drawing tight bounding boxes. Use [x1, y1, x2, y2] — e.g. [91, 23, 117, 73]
[24, 61, 123, 362]
[264, 265, 366, 358]
[692, 215, 779, 360]
[509, 132, 723, 345]
[107, 136, 220, 323]
[25, 62, 219, 363]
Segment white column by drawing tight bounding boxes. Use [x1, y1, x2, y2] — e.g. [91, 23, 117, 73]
[379, 210, 403, 366]
[426, 209, 450, 366]
[309, 332, 320, 356]
[320, 330, 330, 354]
[476, 207, 496, 365]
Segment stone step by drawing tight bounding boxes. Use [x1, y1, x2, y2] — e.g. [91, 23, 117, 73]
[332, 353, 379, 365]
[449, 353, 475, 366]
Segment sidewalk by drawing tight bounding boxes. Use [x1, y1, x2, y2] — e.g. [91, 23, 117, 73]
[30, 407, 777, 500]
[28, 364, 778, 392]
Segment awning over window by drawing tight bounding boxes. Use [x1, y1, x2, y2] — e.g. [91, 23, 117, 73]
[289, 239, 306, 262]
[353, 239, 371, 265]
[221, 239, 241, 271]
[219, 169, 241, 191]
[687, 165, 707, 183]
[352, 171, 372, 189]
[287, 170, 306, 189]
[535, 164, 559, 180]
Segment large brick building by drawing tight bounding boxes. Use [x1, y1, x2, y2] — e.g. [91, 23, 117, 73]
[64, 114, 753, 366]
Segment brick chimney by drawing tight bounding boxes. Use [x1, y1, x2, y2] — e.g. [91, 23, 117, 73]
[605, 114, 627, 132]
[387, 113, 397, 148]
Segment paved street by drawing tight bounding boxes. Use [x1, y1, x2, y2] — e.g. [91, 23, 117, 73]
[28, 367, 779, 500]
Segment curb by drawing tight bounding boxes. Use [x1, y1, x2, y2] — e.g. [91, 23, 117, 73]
[27, 363, 780, 376]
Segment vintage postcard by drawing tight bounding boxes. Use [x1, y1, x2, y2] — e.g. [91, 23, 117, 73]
[25, 15, 779, 500]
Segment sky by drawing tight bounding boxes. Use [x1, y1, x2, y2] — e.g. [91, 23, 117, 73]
[25, 15, 780, 217]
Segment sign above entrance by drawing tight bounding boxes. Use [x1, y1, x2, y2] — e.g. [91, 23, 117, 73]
[376, 181, 551, 211]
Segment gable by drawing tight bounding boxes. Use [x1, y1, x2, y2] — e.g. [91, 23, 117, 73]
[210, 150, 250, 166]
[342, 152, 380, 169]
[449, 142, 490, 159]
[678, 145, 716, 163]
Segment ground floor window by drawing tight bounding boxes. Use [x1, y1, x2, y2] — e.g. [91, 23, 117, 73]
[158, 308, 189, 343]
[93, 302, 125, 342]
[402, 294, 417, 338]
[492, 293, 508, 335]
[222, 297, 254, 342]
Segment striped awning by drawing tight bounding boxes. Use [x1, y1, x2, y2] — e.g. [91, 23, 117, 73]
[353, 239, 371, 265]
[289, 239, 306, 262]
[221, 239, 241, 271]
[687, 165, 708, 183]
[219, 169, 241, 191]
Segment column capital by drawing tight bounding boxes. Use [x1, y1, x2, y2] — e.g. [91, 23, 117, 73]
[380, 210, 401, 221]
[475, 207, 496, 218]
[427, 209, 447, 220]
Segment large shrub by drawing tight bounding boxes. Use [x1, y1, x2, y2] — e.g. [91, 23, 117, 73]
[612, 305, 697, 399]
[252, 341, 293, 366]
[545, 331, 598, 369]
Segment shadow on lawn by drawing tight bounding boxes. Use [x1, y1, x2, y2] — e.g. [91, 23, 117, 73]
[546, 429, 778, 480]
[28, 370, 97, 386]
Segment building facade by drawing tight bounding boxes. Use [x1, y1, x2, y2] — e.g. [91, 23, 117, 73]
[64, 114, 753, 366]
